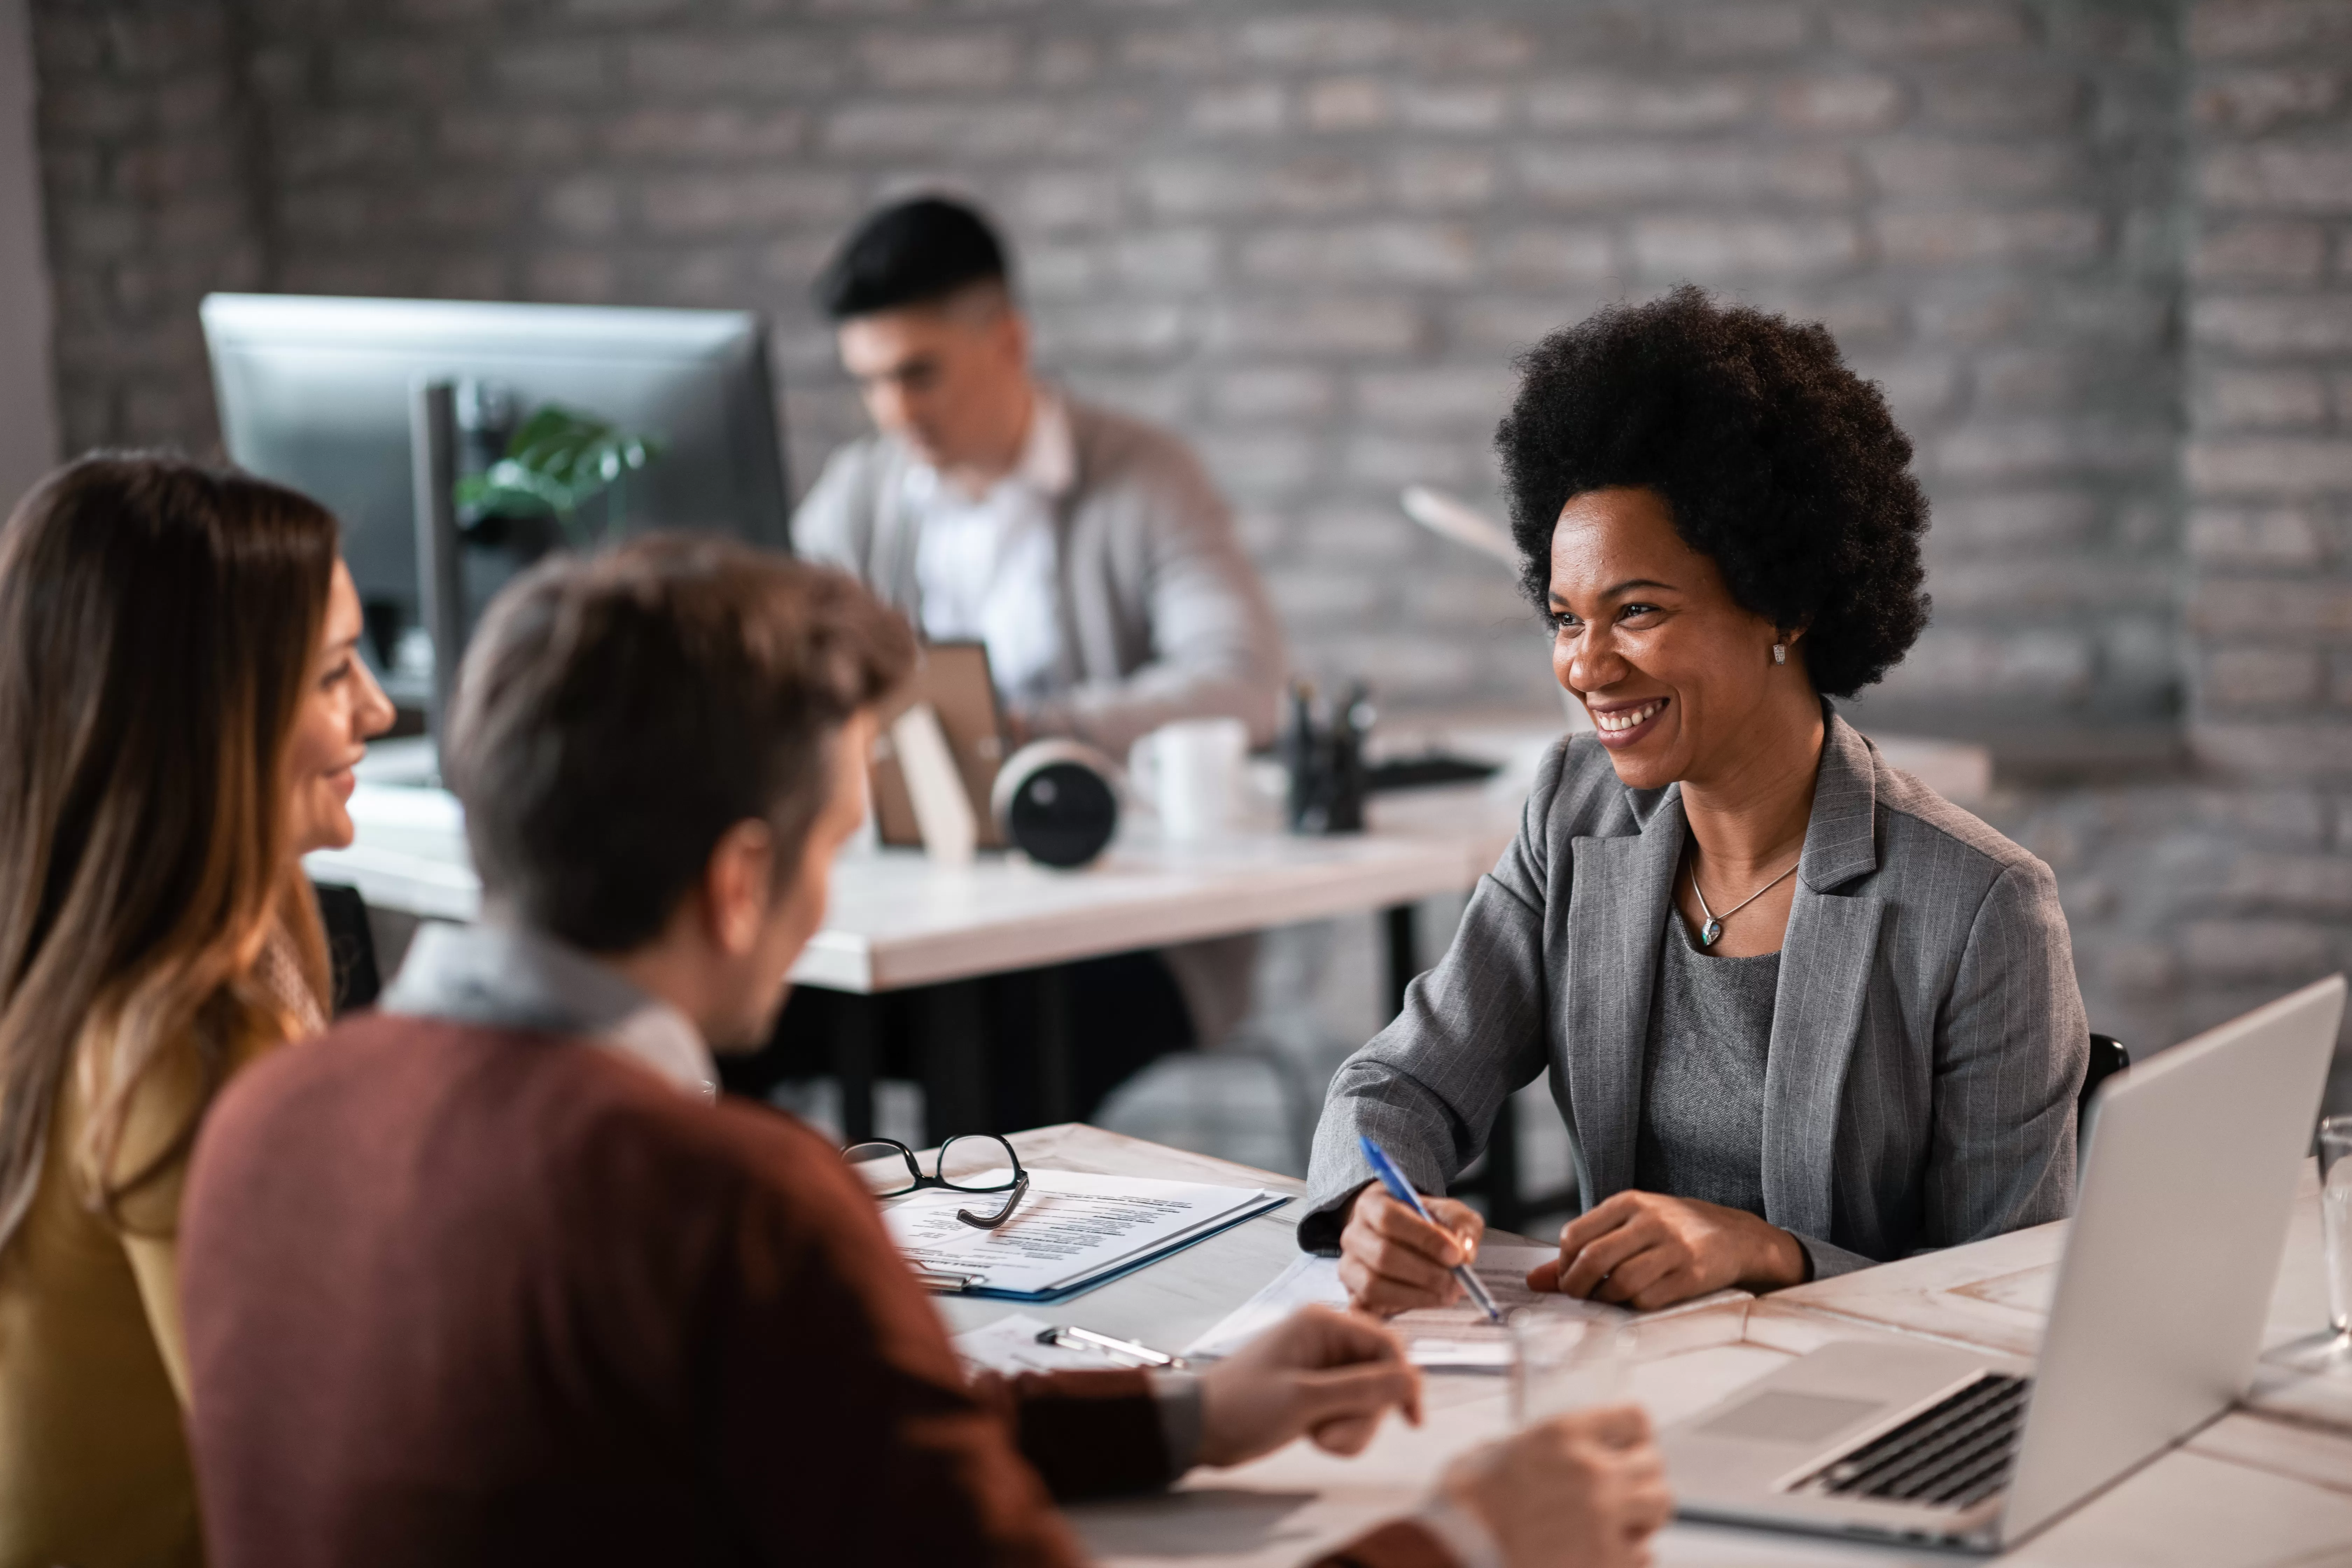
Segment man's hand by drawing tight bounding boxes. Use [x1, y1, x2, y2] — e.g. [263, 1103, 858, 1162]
[1441, 1405, 1672, 1568]
[1197, 1306, 1422, 1466]
[1336, 1185, 1485, 1316]
[1526, 1191, 1806, 1309]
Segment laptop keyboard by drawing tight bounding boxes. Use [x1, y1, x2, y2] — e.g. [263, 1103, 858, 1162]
[1797, 1373, 2030, 1510]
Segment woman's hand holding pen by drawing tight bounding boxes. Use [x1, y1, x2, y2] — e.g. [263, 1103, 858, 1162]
[1335, 1185, 1487, 1316]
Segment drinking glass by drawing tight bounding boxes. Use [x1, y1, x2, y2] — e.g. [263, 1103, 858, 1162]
[1510, 1309, 1630, 1427]
[2320, 1115, 2352, 1369]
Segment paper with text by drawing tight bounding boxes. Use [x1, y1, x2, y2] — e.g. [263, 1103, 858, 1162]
[1183, 1247, 1627, 1370]
[880, 1167, 1280, 1298]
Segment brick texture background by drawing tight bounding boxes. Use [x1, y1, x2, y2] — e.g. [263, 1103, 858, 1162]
[21, 0, 2352, 1091]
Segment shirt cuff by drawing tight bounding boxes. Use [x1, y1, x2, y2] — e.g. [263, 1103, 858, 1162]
[1410, 1495, 1505, 1568]
[1149, 1368, 1203, 1477]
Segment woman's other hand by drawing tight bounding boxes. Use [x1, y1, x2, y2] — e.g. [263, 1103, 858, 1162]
[1527, 1191, 1805, 1309]
[1440, 1405, 1672, 1568]
[1197, 1306, 1422, 1466]
[1336, 1185, 1485, 1316]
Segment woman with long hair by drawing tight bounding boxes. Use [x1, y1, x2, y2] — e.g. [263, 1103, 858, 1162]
[0, 453, 394, 1566]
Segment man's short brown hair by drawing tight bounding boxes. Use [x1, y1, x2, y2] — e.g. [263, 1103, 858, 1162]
[444, 536, 915, 953]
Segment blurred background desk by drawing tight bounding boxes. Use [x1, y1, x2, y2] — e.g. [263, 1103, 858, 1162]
[307, 722, 1994, 1195]
[305, 736, 1510, 1147]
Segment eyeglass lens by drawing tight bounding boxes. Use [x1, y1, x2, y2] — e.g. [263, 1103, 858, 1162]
[844, 1141, 923, 1198]
[937, 1134, 1021, 1192]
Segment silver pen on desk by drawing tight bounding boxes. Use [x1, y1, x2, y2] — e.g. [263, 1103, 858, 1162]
[1037, 1325, 1190, 1370]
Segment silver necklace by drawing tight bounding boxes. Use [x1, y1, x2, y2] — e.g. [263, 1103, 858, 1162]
[1689, 855, 1800, 948]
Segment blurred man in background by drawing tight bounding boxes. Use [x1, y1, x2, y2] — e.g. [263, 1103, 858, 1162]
[779, 196, 1286, 1118]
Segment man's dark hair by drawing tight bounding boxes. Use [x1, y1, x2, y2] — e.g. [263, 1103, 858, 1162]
[444, 536, 915, 953]
[813, 195, 1010, 321]
[1495, 286, 1931, 699]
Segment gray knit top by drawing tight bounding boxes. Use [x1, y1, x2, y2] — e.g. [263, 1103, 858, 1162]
[1632, 912, 1780, 1218]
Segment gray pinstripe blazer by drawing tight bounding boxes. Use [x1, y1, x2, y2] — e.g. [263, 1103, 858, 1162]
[1302, 709, 2088, 1281]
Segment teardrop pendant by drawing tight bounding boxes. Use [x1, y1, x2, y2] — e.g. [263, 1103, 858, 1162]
[1701, 918, 1723, 947]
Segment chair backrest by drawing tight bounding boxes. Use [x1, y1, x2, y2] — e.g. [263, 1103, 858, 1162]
[2079, 1031, 2129, 1148]
[310, 880, 381, 1016]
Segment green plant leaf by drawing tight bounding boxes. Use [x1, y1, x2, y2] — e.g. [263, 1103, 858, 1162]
[453, 402, 668, 538]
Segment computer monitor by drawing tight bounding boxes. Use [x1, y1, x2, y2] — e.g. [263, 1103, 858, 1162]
[200, 293, 791, 705]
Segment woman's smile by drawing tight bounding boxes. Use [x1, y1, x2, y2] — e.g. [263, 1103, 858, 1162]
[1588, 695, 1671, 749]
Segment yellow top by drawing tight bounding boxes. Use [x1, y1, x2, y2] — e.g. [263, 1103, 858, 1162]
[0, 942, 323, 1568]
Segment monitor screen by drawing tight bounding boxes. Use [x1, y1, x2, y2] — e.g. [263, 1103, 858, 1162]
[202, 293, 790, 701]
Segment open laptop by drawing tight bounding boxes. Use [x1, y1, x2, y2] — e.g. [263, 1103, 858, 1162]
[1663, 974, 2346, 1551]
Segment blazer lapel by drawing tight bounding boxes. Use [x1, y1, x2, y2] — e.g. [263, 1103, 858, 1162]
[1761, 711, 1885, 1239]
[1560, 786, 1684, 1204]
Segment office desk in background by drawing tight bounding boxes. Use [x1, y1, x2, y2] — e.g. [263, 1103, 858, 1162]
[1002, 1128, 2352, 1568]
[308, 724, 1994, 1148]
[306, 738, 1504, 1141]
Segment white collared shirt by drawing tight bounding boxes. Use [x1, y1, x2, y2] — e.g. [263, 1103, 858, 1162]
[906, 388, 1073, 703]
[381, 920, 718, 1101]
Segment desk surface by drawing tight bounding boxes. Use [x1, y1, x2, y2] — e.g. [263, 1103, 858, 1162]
[304, 777, 1513, 993]
[985, 1127, 2352, 1568]
[307, 720, 1990, 995]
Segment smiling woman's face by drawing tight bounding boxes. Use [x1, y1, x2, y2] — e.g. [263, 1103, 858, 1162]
[283, 560, 397, 859]
[1549, 486, 1805, 792]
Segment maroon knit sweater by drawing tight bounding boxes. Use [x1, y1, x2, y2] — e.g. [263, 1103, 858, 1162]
[180, 1013, 1449, 1568]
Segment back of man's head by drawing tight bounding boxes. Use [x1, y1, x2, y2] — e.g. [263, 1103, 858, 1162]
[445, 536, 915, 953]
[814, 195, 1010, 320]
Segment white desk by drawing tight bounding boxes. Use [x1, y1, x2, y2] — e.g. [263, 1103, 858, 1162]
[987, 1128, 2352, 1568]
[310, 721, 1992, 993]
[304, 755, 1503, 994]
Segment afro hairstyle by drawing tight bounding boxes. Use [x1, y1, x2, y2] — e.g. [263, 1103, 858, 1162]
[1493, 286, 1930, 699]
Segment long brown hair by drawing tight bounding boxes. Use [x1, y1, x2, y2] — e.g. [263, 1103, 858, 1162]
[0, 453, 337, 1249]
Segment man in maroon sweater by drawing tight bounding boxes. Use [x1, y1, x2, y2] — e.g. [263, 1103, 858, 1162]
[180, 539, 1669, 1568]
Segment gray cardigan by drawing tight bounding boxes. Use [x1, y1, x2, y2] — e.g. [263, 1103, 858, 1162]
[1302, 711, 2089, 1281]
[790, 392, 1287, 758]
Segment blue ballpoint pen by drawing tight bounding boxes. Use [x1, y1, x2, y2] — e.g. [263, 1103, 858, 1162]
[1358, 1135, 1503, 1323]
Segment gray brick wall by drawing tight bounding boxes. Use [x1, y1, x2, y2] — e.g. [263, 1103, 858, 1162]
[34, 0, 2188, 718]
[1981, 0, 2352, 1099]
[30, 0, 265, 452]
[23, 0, 2352, 1082]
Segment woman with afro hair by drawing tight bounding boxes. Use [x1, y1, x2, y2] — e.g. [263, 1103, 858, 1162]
[1301, 288, 2088, 1312]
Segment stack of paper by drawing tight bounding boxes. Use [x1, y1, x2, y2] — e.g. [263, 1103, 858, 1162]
[1182, 1248, 1627, 1372]
[879, 1167, 1286, 1302]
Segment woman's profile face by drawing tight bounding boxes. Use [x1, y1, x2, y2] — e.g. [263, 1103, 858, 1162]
[1548, 486, 1803, 791]
[284, 561, 396, 859]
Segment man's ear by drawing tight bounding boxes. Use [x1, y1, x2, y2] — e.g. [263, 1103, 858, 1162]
[702, 819, 779, 959]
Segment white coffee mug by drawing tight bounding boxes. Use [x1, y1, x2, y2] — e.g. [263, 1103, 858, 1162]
[1128, 717, 1248, 842]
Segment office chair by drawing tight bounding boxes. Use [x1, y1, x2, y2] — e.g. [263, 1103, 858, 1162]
[2080, 1031, 2130, 1151]
[310, 880, 382, 1016]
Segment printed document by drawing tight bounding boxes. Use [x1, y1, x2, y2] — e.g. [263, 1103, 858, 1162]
[1183, 1247, 1625, 1370]
[879, 1167, 1283, 1298]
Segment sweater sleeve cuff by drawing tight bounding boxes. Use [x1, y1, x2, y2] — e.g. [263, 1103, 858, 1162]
[1408, 1495, 1505, 1568]
[1307, 1518, 1470, 1568]
[1148, 1369, 1202, 1478]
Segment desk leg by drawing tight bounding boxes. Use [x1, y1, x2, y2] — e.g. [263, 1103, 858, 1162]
[837, 999, 877, 1148]
[1384, 903, 1420, 1021]
[1036, 966, 1074, 1127]
[920, 981, 989, 1144]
